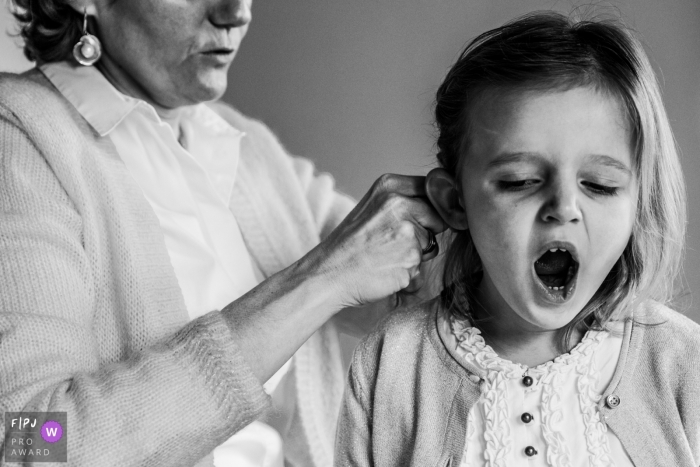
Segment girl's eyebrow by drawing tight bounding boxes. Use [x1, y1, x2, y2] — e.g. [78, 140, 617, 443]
[587, 154, 632, 175]
[486, 152, 632, 175]
[486, 152, 542, 170]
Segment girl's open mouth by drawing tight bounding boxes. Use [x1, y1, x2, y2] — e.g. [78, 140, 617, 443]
[534, 248, 579, 300]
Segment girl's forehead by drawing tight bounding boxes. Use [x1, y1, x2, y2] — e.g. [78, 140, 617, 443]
[463, 87, 634, 169]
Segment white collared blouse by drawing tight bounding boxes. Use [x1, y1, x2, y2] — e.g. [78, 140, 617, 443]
[41, 61, 287, 467]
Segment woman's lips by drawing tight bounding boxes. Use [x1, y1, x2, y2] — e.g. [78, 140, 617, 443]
[200, 48, 235, 65]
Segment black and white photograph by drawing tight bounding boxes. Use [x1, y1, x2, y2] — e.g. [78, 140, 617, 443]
[1, 0, 699, 465]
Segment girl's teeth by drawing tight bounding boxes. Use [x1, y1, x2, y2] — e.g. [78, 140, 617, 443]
[547, 286, 563, 291]
[549, 248, 557, 252]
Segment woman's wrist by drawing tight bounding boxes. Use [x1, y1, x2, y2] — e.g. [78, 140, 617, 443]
[220, 257, 343, 383]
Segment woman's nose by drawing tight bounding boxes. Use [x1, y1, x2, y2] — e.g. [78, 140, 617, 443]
[210, 0, 252, 30]
[539, 181, 582, 225]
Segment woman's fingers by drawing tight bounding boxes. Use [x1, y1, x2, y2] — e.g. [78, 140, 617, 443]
[370, 173, 427, 198]
[370, 174, 447, 234]
[385, 192, 445, 262]
[305, 173, 448, 309]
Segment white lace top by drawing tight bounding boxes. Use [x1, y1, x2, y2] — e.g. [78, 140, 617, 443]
[445, 316, 634, 467]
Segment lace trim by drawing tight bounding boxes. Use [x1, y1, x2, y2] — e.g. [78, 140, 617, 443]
[481, 371, 511, 467]
[450, 317, 610, 467]
[450, 317, 604, 380]
[541, 366, 574, 466]
[577, 339, 615, 467]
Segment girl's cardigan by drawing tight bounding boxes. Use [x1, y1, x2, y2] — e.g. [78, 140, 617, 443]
[336, 299, 700, 467]
[0, 69, 355, 467]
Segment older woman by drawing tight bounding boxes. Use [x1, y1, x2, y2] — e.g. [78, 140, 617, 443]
[0, 0, 443, 466]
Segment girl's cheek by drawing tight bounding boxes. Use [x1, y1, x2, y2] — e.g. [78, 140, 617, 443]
[588, 203, 634, 266]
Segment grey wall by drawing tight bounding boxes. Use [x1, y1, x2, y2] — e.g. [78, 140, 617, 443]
[2, 1, 699, 322]
[0, 1, 28, 72]
[224, 0, 700, 323]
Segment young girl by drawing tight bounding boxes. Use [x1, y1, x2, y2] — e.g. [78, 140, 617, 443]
[335, 12, 700, 467]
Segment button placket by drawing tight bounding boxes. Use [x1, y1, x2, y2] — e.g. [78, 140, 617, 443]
[516, 372, 540, 463]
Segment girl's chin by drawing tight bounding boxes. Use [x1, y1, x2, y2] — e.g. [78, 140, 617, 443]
[515, 305, 584, 332]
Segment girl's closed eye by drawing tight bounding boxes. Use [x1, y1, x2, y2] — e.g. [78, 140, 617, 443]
[498, 179, 540, 191]
[581, 180, 619, 196]
[496, 173, 625, 196]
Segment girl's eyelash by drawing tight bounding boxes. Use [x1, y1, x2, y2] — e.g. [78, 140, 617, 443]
[498, 180, 539, 191]
[581, 181, 618, 196]
[498, 180, 619, 196]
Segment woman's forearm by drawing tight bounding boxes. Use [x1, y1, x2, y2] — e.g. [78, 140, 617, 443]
[221, 259, 340, 383]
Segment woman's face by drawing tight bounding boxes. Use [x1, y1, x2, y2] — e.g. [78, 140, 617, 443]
[92, 0, 252, 108]
[460, 87, 637, 332]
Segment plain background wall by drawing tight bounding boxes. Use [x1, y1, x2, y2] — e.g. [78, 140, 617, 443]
[2, 0, 699, 323]
[0, 1, 27, 72]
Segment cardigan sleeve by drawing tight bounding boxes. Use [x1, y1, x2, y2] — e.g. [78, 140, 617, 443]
[334, 342, 375, 467]
[290, 156, 356, 240]
[0, 108, 269, 466]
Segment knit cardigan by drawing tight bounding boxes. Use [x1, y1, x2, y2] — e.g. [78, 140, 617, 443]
[0, 69, 355, 467]
[335, 299, 700, 467]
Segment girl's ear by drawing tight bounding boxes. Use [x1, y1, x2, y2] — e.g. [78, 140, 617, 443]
[426, 168, 469, 231]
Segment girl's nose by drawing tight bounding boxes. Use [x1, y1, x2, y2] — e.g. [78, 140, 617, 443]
[539, 181, 582, 225]
[210, 0, 252, 30]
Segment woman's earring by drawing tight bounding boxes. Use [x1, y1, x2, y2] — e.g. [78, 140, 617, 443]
[73, 8, 101, 66]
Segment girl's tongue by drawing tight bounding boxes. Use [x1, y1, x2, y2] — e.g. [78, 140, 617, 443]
[535, 249, 575, 288]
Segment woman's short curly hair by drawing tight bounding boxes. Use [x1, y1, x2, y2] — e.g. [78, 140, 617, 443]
[10, 0, 84, 63]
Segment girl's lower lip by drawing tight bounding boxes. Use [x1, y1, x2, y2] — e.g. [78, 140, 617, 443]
[532, 268, 577, 304]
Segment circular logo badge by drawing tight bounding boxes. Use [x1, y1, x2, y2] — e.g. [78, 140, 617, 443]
[41, 420, 63, 443]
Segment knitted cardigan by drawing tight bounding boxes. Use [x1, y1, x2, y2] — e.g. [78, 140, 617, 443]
[336, 299, 700, 467]
[0, 69, 355, 467]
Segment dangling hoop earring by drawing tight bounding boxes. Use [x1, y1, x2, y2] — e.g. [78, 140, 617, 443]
[73, 8, 102, 66]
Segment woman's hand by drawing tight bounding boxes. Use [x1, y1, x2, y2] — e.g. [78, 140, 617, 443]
[224, 174, 445, 382]
[300, 173, 446, 310]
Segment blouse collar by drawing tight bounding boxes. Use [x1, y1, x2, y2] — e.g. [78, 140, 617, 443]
[436, 306, 610, 380]
[40, 61, 141, 136]
[39, 61, 243, 142]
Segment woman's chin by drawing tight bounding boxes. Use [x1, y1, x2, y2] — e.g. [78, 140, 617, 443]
[172, 70, 229, 106]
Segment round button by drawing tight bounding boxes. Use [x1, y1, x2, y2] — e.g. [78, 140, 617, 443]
[524, 446, 538, 457]
[522, 375, 534, 387]
[521, 412, 533, 423]
[606, 394, 621, 408]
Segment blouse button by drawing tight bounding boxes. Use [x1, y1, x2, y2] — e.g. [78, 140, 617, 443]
[524, 446, 538, 457]
[521, 412, 533, 423]
[606, 394, 621, 408]
[522, 376, 534, 387]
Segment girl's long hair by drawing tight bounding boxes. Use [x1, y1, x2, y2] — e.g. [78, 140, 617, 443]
[435, 11, 686, 349]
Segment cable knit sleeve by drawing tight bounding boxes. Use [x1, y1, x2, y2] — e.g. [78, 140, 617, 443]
[0, 101, 269, 465]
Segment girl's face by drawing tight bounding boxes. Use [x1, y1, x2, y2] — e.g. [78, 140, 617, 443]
[460, 87, 637, 332]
